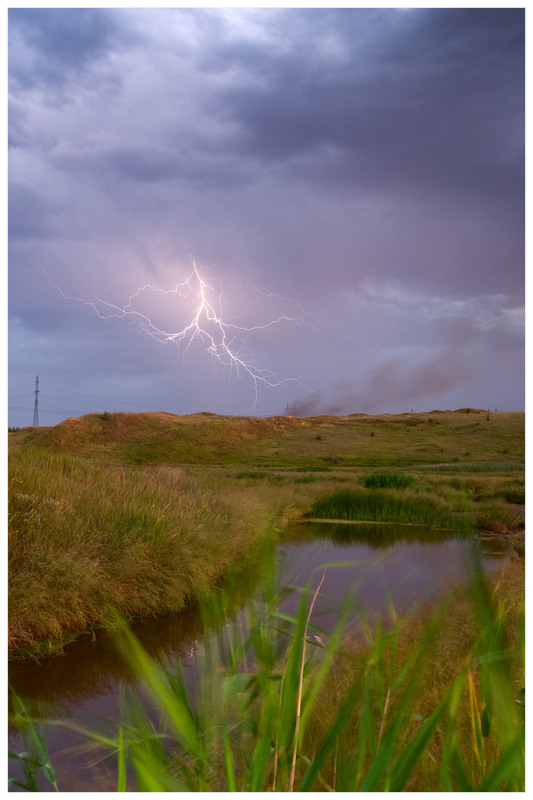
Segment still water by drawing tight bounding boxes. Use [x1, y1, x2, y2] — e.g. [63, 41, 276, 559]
[8, 523, 512, 792]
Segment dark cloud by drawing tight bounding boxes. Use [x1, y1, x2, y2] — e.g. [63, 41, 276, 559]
[105, 148, 183, 185]
[8, 8, 122, 90]
[214, 9, 523, 198]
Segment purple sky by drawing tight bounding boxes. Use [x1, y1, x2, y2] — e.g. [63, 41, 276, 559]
[8, 8, 524, 427]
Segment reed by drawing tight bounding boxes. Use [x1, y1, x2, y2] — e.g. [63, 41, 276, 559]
[309, 488, 472, 530]
[9, 557, 523, 791]
[362, 472, 415, 489]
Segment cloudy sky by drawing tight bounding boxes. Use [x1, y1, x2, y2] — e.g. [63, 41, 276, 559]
[8, 7, 524, 427]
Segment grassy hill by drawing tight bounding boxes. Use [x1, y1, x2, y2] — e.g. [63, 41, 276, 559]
[9, 408, 525, 469]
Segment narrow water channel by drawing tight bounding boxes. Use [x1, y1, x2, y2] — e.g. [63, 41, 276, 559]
[8, 523, 512, 792]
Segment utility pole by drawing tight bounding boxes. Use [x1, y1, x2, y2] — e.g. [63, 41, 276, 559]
[33, 375, 39, 427]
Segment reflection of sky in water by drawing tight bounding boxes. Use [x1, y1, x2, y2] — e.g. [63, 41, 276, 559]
[277, 524, 506, 635]
[9, 524, 511, 790]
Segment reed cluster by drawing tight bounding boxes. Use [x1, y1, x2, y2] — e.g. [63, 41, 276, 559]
[309, 488, 472, 530]
[9, 557, 524, 791]
[362, 472, 416, 489]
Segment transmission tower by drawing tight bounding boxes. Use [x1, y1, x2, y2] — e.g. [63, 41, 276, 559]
[33, 375, 39, 426]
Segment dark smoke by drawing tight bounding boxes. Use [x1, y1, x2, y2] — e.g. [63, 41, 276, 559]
[290, 316, 478, 415]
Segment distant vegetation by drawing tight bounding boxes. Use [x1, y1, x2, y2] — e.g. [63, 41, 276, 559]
[9, 408, 525, 468]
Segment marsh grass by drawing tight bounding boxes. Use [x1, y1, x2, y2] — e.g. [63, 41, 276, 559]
[9, 558, 524, 792]
[8, 449, 275, 654]
[362, 472, 415, 489]
[8, 693, 58, 792]
[476, 500, 525, 533]
[413, 462, 525, 473]
[309, 488, 473, 530]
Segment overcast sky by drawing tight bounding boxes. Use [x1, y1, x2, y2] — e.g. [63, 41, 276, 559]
[8, 7, 524, 427]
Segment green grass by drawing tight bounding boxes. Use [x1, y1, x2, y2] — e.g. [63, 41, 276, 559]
[412, 462, 525, 473]
[9, 557, 524, 791]
[362, 472, 415, 489]
[8, 409, 525, 789]
[309, 488, 472, 530]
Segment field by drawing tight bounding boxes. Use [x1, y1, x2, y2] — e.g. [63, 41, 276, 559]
[9, 409, 524, 657]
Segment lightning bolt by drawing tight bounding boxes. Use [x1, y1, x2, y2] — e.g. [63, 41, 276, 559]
[42, 263, 313, 404]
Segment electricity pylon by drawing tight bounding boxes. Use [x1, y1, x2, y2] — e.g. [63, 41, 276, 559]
[33, 375, 39, 426]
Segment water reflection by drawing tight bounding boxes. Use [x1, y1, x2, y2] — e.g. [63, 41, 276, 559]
[293, 520, 470, 547]
[277, 523, 498, 636]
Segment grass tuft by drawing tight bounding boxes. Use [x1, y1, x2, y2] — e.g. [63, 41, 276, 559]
[309, 488, 472, 530]
[362, 472, 415, 489]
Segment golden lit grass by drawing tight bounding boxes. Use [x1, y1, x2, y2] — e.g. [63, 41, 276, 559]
[8, 449, 274, 654]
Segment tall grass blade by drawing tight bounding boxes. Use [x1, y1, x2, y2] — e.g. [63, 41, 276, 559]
[249, 682, 276, 792]
[299, 675, 362, 792]
[289, 545, 327, 791]
[116, 724, 127, 791]
[114, 620, 207, 767]
[479, 735, 525, 791]
[8, 692, 58, 792]
[387, 686, 453, 791]
[222, 726, 237, 792]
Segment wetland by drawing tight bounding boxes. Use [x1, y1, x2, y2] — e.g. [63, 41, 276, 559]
[8, 409, 525, 791]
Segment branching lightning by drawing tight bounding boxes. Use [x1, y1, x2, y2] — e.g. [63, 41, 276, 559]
[42, 263, 312, 404]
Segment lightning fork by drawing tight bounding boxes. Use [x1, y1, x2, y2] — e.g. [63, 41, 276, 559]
[42, 263, 312, 404]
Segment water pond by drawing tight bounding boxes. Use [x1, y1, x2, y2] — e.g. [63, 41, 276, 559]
[8, 522, 512, 792]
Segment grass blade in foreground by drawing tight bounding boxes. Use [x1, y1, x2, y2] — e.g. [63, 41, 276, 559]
[8, 558, 524, 792]
[8, 693, 58, 792]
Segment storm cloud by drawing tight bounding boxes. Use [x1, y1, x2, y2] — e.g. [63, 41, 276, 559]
[8, 8, 524, 426]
